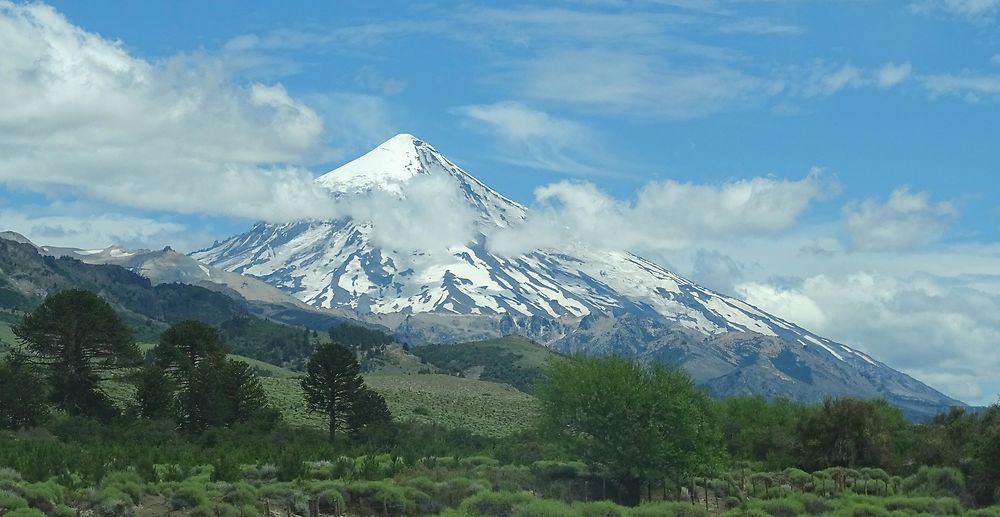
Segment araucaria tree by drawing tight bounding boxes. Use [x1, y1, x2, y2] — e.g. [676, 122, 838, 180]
[14, 289, 140, 419]
[302, 342, 390, 441]
[0, 354, 49, 429]
[153, 320, 266, 431]
[535, 356, 723, 506]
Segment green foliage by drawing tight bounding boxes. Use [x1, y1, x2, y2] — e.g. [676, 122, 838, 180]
[302, 342, 365, 441]
[4, 508, 46, 517]
[717, 397, 804, 468]
[410, 337, 558, 392]
[535, 356, 722, 505]
[328, 323, 393, 371]
[0, 354, 48, 430]
[796, 399, 906, 470]
[131, 364, 175, 420]
[220, 316, 317, 371]
[14, 289, 140, 419]
[630, 501, 710, 517]
[902, 466, 966, 499]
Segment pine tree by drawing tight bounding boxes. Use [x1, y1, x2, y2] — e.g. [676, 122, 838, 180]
[14, 289, 140, 419]
[302, 342, 364, 441]
[133, 365, 175, 421]
[0, 354, 49, 429]
[348, 386, 392, 439]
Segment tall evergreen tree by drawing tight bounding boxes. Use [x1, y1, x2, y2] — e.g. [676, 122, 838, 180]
[0, 354, 49, 429]
[132, 365, 175, 421]
[348, 386, 392, 439]
[302, 342, 364, 441]
[14, 289, 140, 419]
[153, 320, 265, 431]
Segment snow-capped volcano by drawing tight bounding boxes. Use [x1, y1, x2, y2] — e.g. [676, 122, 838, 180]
[192, 134, 963, 418]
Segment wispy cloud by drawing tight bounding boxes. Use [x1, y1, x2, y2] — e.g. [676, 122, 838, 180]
[876, 62, 913, 88]
[910, 0, 1000, 22]
[923, 72, 1000, 100]
[453, 102, 614, 176]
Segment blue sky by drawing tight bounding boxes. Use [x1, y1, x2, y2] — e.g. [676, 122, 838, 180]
[1, 0, 999, 403]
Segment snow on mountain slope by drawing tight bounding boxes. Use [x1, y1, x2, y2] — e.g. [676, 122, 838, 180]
[192, 135, 805, 339]
[190, 134, 964, 417]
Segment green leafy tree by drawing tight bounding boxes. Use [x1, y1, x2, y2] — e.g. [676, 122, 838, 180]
[969, 403, 1000, 506]
[302, 342, 364, 441]
[717, 396, 804, 468]
[211, 359, 268, 425]
[13, 289, 140, 419]
[535, 356, 723, 506]
[0, 354, 49, 429]
[796, 398, 906, 470]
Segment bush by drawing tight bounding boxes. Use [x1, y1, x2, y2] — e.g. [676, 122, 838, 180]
[101, 471, 143, 501]
[461, 456, 501, 468]
[788, 493, 831, 515]
[458, 491, 535, 517]
[832, 503, 890, 517]
[903, 466, 967, 499]
[750, 497, 805, 517]
[168, 482, 210, 510]
[630, 501, 710, 517]
[572, 500, 630, 517]
[881, 495, 963, 514]
[0, 490, 29, 511]
[222, 482, 258, 506]
[20, 480, 64, 511]
[967, 508, 1000, 517]
[511, 498, 576, 517]
[318, 488, 345, 514]
[4, 509, 47, 517]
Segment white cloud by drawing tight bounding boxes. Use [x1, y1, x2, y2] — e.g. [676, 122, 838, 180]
[843, 187, 958, 252]
[488, 169, 833, 255]
[876, 62, 913, 88]
[738, 272, 1000, 405]
[993, 53, 1000, 64]
[518, 49, 784, 118]
[454, 102, 610, 175]
[0, 2, 357, 222]
[923, 73, 1000, 100]
[802, 63, 864, 97]
[911, 0, 1000, 21]
[0, 209, 192, 251]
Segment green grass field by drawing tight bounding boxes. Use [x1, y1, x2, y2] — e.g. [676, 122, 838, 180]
[261, 372, 536, 437]
[410, 336, 560, 392]
[4, 321, 536, 437]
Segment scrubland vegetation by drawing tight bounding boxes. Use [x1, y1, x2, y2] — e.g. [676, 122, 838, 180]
[1, 289, 999, 516]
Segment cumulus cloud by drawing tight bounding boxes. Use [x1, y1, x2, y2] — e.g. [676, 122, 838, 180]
[876, 62, 913, 88]
[0, 2, 350, 222]
[738, 272, 1000, 404]
[843, 187, 958, 252]
[0, 209, 193, 250]
[454, 102, 611, 175]
[488, 169, 834, 255]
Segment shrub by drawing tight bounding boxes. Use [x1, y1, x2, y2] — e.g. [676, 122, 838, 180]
[721, 509, 770, 517]
[4, 509, 47, 517]
[572, 500, 630, 517]
[20, 480, 64, 511]
[458, 491, 535, 517]
[461, 456, 501, 468]
[222, 482, 258, 506]
[511, 498, 577, 517]
[318, 488, 345, 514]
[833, 503, 890, 517]
[630, 501, 710, 517]
[750, 497, 805, 517]
[881, 495, 963, 515]
[51, 504, 78, 517]
[0, 490, 29, 511]
[789, 493, 832, 515]
[168, 482, 210, 510]
[967, 508, 1000, 517]
[903, 466, 967, 499]
[101, 471, 143, 501]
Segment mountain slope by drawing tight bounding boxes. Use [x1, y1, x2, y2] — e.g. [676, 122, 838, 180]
[191, 134, 965, 419]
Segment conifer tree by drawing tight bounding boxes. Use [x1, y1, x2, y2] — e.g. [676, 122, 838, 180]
[302, 342, 365, 441]
[14, 289, 140, 419]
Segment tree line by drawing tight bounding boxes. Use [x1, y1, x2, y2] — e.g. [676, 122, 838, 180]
[0, 289, 390, 441]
